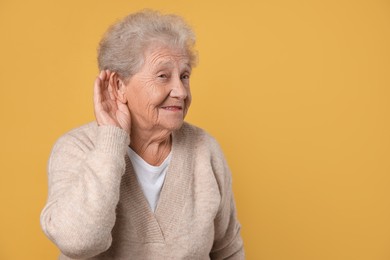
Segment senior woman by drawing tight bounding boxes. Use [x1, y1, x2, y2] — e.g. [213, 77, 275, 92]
[40, 10, 244, 259]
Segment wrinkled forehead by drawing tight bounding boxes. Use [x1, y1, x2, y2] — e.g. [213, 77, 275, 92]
[144, 44, 191, 70]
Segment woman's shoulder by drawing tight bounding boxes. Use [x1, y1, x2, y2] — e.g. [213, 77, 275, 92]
[56, 121, 98, 140]
[178, 122, 223, 154]
[179, 121, 215, 140]
[52, 122, 99, 152]
[179, 122, 232, 188]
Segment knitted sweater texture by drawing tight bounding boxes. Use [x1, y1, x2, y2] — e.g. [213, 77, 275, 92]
[40, 122, 244, 259]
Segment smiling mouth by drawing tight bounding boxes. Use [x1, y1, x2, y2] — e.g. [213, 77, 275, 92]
[160, 106, 183, 111]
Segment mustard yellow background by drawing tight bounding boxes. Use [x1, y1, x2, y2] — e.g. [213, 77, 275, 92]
[1, 0, 389, 259]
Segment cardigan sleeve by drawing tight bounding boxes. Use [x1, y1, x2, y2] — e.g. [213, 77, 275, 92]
[209, 139, 245, 260]
[40, 125, 129, 259]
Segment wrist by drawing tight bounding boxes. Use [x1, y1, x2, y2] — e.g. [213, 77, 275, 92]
[95, 125, 130, 156]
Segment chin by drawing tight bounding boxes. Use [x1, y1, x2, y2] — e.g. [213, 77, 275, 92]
[162, 120, 184, 131]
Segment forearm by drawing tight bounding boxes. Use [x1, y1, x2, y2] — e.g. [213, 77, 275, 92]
[209, 139, 245, 260]
[40, 125, 129, 258]
[210, 211, 244, 260]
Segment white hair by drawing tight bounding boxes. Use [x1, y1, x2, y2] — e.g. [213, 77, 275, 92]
[98, 10, 197, 80]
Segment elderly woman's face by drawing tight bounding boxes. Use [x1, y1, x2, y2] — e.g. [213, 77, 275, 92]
[124, 45, 192, 132]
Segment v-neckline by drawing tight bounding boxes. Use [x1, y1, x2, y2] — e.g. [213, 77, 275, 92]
[122, 127, 194, 242]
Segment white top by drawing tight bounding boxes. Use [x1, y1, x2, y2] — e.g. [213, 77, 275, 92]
[127, 147, 172, 212]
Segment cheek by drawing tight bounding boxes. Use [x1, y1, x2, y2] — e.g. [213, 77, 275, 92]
[126, 81, 153, 106]
[148, 88, 170, 109]
[186, 88, 192, 106]
[131, 89, 170, 117]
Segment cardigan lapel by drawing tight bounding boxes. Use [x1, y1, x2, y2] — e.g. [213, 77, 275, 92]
[154, 125, 194, 240]
[123, 155, 165, 242]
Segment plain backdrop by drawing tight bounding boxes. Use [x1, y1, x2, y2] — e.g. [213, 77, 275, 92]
[0, 0, 389, 259]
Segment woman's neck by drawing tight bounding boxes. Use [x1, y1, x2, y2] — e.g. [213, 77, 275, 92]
[129, 126, 172, 166]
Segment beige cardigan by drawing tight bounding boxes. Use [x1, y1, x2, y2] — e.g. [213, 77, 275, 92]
[40, 122, 244, 259]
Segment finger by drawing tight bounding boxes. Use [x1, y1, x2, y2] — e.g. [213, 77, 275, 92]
[96, 71, 107, 102]
[98, 70, 112, 101]
[104, 70, 111, 87]
[93, 77, 103, 107]
[101, 71, 111, 99]
[108, 86, 116, 101]
[108, 73, 117, 101]
[98, 70, 106, 81]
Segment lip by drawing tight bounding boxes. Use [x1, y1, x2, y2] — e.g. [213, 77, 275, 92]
[160, 106, 183, 111]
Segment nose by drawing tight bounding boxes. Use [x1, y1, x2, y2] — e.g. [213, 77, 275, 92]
[170, 76, 188, 100]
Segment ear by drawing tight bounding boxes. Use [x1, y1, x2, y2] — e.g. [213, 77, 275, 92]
[109, 72, 127, 104]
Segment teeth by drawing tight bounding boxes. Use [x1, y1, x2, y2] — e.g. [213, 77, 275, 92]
[163, 106, 181, 110]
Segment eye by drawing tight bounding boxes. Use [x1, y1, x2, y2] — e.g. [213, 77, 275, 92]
[158, 74, 168, 78]
[181, 74, 190, 80]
